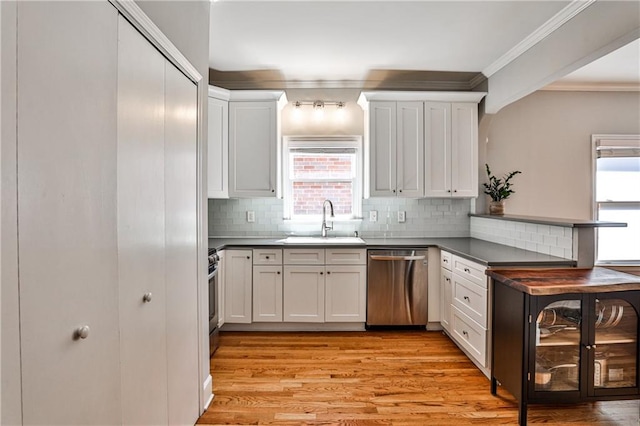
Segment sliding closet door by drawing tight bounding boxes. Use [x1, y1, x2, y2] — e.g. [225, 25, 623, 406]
[16, 2, 121, 424]
[117, 15, 168, 425]
[164, 61, 200, 425]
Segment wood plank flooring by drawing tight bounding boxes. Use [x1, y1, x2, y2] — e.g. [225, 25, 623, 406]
[197, 331, 640, 425]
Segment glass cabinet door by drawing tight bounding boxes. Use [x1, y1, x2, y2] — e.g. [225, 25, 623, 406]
[592, 297, 638, 390]
[534, 298, 582, 392]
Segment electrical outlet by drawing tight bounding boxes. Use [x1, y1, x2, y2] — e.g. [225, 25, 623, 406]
[369, 210, 378, 222]
[246, 211, 255, 223]
[398, 211, 406, 223]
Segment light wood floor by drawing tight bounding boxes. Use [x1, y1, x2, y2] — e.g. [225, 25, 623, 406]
[198, 331, 640, 425]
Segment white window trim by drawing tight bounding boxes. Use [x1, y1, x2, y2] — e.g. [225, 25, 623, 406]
[282, 136, 363, 221]
[592, 134, 640, 265]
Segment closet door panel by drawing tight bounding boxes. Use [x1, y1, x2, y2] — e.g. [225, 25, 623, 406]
[117, 15, 168, 426]
[164, 60, 200, 425]
[16, 2, 122, 424]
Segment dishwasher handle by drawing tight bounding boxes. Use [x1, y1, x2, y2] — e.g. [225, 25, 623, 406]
[369, 255, 426, 261]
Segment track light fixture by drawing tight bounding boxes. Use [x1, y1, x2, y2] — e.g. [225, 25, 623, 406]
[293, 100, 345, 109]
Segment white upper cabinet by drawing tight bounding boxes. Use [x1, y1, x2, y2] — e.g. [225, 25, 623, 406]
[228, 91, 287, 198]
[365, 101, 424, 197]
[359, 91, 485, 200]
[424, 102, 479, 198]
[207, 86, 230, 199]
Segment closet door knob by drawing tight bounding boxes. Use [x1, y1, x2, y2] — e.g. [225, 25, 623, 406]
[74, 325, 90, 340]
[143, 292, 153, 303]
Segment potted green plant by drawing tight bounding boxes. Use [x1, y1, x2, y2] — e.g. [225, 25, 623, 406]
[482, 164, 522, 215]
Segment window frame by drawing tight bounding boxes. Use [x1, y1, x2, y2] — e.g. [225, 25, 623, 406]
[592, 134, 640, 265]
[282, 136, 363, 222]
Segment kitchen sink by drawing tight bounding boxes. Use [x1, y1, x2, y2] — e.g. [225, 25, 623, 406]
[278, 236, 365, 245]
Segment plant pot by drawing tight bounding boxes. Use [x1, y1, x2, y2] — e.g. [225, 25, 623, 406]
[489, 200, 505, 215]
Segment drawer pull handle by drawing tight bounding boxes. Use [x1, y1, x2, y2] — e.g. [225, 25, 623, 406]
[463, 296, 470, 302]
[464, 268, 471, 273]
[462, 330, 469, 337]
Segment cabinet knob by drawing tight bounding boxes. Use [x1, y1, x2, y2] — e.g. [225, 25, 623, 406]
[463, 296, 470, 302]
[447, 190, 451, 193]
[327, 271, 331, 275]
[464, 268, 471, 273]
[247, 256, 250, 260]
[277, 271, 281, 275]
[443, 258, 448, 263]
[462, 330, 469, 337]
[266, 256, 270, 259]
[445, 277, 450, 282]
[392, 189, 396, 193]
[143, 292, 153, 303]
[454, 189, 458, 193]
[271, 189, 275, 193]
[399, 189, 402, 193]
[320, 272, 324, 275]
[73, 325, 90, 340]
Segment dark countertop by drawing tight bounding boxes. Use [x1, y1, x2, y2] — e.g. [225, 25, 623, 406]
[487, 267, 640, 295]
[208, 237, 576, 267]
[470, 213, 626, 228]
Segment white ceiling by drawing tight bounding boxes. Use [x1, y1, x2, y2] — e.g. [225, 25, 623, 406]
[209, 1, 639, 88]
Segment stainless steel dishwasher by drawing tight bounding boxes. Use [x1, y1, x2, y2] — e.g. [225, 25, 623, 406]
[367, 249, 428, 326]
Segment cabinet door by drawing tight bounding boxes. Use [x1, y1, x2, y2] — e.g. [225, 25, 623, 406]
[207, 96, 229, 198]
[224, 250, 253, 323]
[450, 103, 478, 197]
[530, 295, 584, 398]
[283, 266, 325, 322]
[589, 292, 639, 397]
[229, 101, 277, 197]
[253, 266, 283, 322]
[164, 60, 200, 425]
[325, 265, 367, 322]
[441, 268, 453, 331]
[117, 16, 169, 425]
[424, 102, 451, 197]
[16, 3, 122, 424]
[369, 101, 397, 197]
[396, 101, 424, 198]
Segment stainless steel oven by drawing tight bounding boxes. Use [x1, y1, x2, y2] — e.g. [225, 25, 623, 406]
[208, 248, 220, 356]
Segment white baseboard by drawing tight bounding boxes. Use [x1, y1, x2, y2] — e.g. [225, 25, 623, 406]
[202, 374, 213, 412]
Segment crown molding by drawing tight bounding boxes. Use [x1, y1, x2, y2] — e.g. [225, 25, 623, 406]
[109, 0, 202, 84]
[541, 82, 640, 92]
[482, 0, 596, 79]
[358, 91, 487, 104]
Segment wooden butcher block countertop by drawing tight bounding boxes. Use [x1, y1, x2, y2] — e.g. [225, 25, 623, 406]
[486, 267, 640, 295]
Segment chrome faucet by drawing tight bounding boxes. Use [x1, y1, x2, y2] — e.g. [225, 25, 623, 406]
[321, 199, 335, 237]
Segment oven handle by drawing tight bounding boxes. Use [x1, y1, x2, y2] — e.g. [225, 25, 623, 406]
[207, 269, 218, 281]
[369, 255, 425, 261]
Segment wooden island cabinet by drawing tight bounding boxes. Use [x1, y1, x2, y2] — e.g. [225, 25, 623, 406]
[488, 268, 640, 425]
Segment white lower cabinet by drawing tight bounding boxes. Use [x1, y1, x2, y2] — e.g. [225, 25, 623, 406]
[441, 251, 490, 374]
[440, 267, 453, 332]
[282, 248, 367, 323]
[253, 266, 283, 322]
[325, 265, 367, 322]
[224, 250, 253, 324]
[283, 266, 326, 322]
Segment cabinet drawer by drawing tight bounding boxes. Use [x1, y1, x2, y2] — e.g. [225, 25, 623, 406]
[284, 248, 325, 265]
[441, 250, 452, 271]
[452, 306, 487, 367]
[452, 275, 488, 328]
[325, 249, 366, 265]
[452, 255, 487, 288]
[253, 248, 282, 265]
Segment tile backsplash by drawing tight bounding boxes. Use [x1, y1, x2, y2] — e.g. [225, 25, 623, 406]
[470, 216, 574, 258]
[208, 198, 472, 238]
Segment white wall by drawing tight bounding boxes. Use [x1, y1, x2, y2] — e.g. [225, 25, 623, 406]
[484, 90, 640, 219]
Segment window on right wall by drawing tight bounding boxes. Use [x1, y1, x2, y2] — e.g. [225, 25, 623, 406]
[593, 135, 640, 264]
